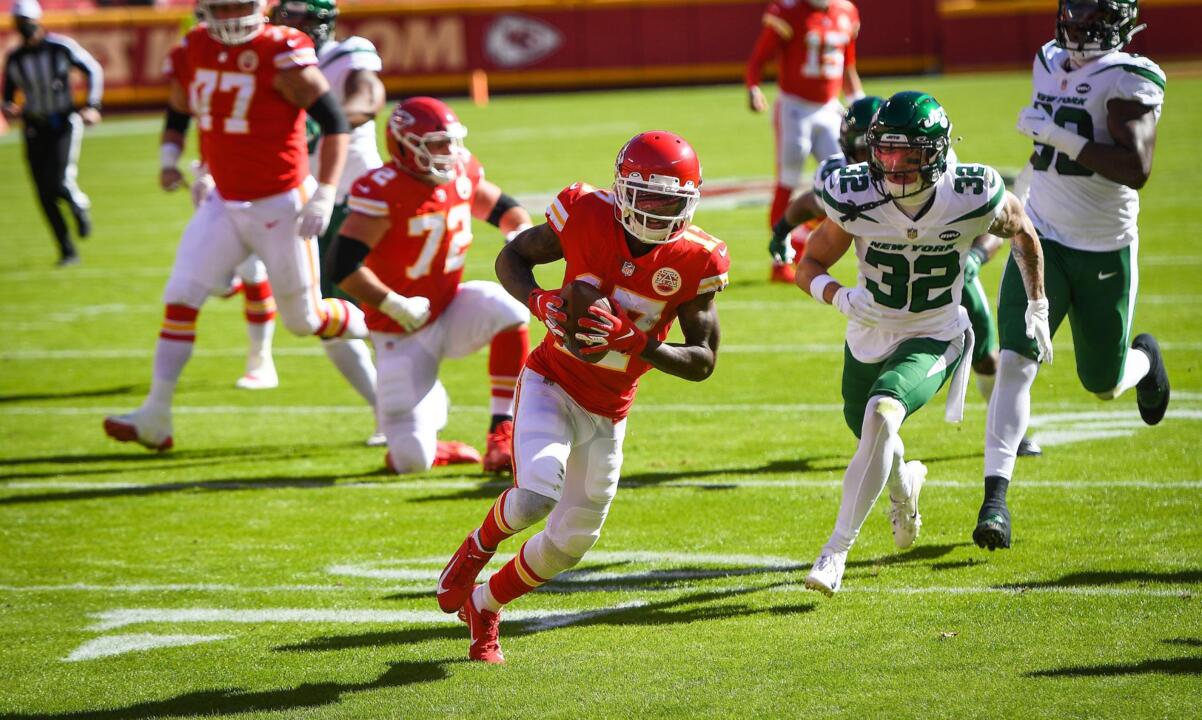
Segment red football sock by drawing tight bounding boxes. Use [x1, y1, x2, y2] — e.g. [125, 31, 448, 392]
[478, 487, 518, 551]
[242, 279, 276, 324]
[770, 184, 793, 229]
[488, 326, 528, 416]
[486, 539, 547, 606]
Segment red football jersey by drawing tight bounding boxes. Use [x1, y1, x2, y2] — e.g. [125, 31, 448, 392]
[526, 183, 731, 420]
[347, 157, 486, 335]
[748, 0, 860, 104]
[164, 24, 316, 201]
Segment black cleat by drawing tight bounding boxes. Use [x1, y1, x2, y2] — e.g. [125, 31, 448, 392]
[73, 206, 92, 239]
[974, 501, 1011, 551]
[1132, 333, 1169, 426]
[1016, 436, 1042, 457]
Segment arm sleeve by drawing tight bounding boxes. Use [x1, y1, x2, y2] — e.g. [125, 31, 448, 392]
[3, 54, 15, 105]
[274, 29, 318, 70]
[744, 25, 782, 88]
[697, 238, 731, 295]
[346, 176, 392, 218]
[60, 36, 104, 107]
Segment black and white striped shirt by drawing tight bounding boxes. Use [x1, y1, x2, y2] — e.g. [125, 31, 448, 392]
[3, 33, 103, 120]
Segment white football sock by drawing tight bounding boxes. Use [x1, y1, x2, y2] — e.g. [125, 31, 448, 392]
[984, 350, 1039, 480]
[827, 395, 905, 553]
[322, 338, 377, 406]
[1097, 348, 1151, 400]
[489, 395, 515, 417]
[146, 337, 192, 413]
[976, 370, 996, 402]
[474, 582, 502, 613]
[246, 319, 275, 369]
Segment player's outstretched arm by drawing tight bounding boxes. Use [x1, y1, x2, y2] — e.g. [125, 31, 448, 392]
[795, 218, 853, 303]
[639, 291, 721, 382]
[990, 191, 1053, 362]
[341, 68, 385, 129]
[473, 180, 533, 242]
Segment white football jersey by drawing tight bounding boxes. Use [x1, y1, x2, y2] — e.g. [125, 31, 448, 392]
[311, 36, 385, 202]
[813, 153, 848, 189]
[1024, 41, 1165, 252]
[819, 161, 1006, 362]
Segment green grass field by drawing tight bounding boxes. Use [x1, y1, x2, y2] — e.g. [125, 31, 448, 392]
[1, 69, 1200, 718]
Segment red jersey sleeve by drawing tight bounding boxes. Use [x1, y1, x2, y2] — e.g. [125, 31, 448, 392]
[270, 26, 318, 71]
[346, 167, 393, 219]
[162, 40, 187, 81]
[545, 182, 606, 264]
[682, 227, 731, 296]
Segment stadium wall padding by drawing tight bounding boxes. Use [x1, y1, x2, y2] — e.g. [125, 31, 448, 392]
[0, 0, 1197, 109]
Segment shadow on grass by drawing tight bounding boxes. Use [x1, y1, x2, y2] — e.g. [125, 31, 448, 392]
[1026, 657, 1202, 678]
[848, 542, 970, 570]
[0, 659, 457, 720]
[281, 583, 807, 654]
[999, 569, 1202, 590]
[0, 384, 139, 404]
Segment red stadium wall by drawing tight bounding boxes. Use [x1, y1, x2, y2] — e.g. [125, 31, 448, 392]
[0, 0, 1197, 109]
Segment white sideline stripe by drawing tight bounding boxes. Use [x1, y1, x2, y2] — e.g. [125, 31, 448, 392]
[89, 604, 643, 632]
[65, 634, 228, 662]
[780, 585, 1195, 598]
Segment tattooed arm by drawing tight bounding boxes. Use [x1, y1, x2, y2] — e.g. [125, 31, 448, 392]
[988, 191, 1046, 302]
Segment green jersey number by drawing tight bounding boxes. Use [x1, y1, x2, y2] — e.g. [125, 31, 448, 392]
[838, 165, 870, 194]
[1030, 103, 1094, 177]
[864, 248, 960, 313]
[953, 166, 986, 195]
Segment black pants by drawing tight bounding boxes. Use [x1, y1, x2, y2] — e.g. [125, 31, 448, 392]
[24, 113, 89, 260]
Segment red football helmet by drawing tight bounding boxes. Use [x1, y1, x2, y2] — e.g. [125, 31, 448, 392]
[386, 97, 468, 183]
[613, 131, 702, 244]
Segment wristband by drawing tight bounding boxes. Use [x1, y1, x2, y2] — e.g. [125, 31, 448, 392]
[967, 246, 988, 266]
[379, 291, 407, 318]
[810, 273, 838, 304]
[1045, 125, 1089, 161]
[160, 143, 182, 170]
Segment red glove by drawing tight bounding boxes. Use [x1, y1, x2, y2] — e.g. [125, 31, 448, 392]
[527, 288, 566, 339]
[577, 300, 648, 356]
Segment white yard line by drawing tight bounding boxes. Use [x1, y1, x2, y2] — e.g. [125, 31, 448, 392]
[65, 634, 229, 662]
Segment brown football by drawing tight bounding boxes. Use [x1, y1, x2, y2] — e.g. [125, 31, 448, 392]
[560, 280, 613, 364]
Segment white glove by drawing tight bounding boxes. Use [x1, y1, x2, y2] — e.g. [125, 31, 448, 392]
[1025, 297, 1054, 364]
[833, 286, 885, 328]
[379, 291, 431, 332]
[190, 164, 215, 209]
[1016, 106, 1089, 160]
[299, 183, 337, 238]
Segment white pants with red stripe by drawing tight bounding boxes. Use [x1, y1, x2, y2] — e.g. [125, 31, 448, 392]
[512, 368, 626, 557]
[774, 93, 843, 189]
[373, 281, 528, 472]
[163, 176, 328, 336]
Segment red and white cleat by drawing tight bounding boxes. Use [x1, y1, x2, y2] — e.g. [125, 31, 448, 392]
[217, 277, 244, 299]
[433, 440, 482, 467]
[482, 420, 514, 474]
[234, 358, 278, 390]
[103, 409, 173, 452]
[437, 533, 495, 613]
[459, 590, 504, 664]
[769, 261, 796, 284]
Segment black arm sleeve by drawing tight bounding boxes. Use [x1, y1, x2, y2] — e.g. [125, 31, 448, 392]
[327, 234, 371, 285]
[2, 55, 15, 105]
[164, 107, 190, 134]
[307, 91, 350, 136]
[486, 192, 521, 227]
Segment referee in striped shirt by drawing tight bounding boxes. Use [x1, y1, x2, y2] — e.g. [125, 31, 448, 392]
[2, 0, 103, 267]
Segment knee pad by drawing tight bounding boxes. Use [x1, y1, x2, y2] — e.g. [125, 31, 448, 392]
[523, 531, 582, 579]
[1094, 387, 1122, 401]
[163, 275, 215, 309]
[868, 396, 906, 434]
[274, 292, 322, 336]
[505, 487, 556, 528]
[385, 433, 436, 474]
[523, 452, 568, 498]
[237, 256, 268, 284]
[546, 505, 607, 559]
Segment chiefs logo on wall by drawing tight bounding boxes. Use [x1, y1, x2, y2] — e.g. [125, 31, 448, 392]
[485, 14, 562, 68]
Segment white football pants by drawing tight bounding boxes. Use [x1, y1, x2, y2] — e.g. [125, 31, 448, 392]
[774, 93, 843, 189]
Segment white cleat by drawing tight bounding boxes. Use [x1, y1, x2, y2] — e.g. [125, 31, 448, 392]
[103, 408, 174, 452]
[235, 360, 278, 390]
[889, 460, 927, 549]
[365, 431, 387, 447]
[804, 549, 847, 597]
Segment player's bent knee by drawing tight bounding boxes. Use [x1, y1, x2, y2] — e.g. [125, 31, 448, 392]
[546, 506, 607, 559]
[507, 487, 557, 527]
[163, 277, 214, 309]
[522, 454, 568, 498]
[385, 435, 436, 474]
[525, 532, 581, 577]
[276, 302, 322, 337]
[1094, 387, 1122, 401]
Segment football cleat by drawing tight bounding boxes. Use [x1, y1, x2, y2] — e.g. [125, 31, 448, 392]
[804, 548, 847, 597]
[56, 254, 81, 268]
[889, 460, 927, 549]
[769, 261, 796, 284]
[459, 589, 505, 664]
[365, 431, 387, 447]
[103, 409, 173, 452]
[217, 277, 244, 299]
[482, 420, 515, 474]
[1132, 333, 1170, 426]
[433, 440, 482, 467]
[973, 499, 1012, 551]
[1016, 436, 1042, 457]
[437, 532, 495, 613]
[234, 360, 278, 390]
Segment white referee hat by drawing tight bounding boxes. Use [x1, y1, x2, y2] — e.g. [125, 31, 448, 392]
[13, 0, 44, 21]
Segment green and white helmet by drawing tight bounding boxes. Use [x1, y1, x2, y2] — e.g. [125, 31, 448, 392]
[865, 91, 951, 201]
[272, 0, 337, 48]
[838, 95, 884, 163]
[1055, 0, 1145, 63]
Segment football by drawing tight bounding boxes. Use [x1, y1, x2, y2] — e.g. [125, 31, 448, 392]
[560, 280, 613, 364]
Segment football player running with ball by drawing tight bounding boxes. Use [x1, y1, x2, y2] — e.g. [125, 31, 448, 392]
[106, 0, 362, 451]
[435, 131, 730, 662]
[329, 98, 534, 474]
[796, 92, 1050, 595]
[976, 0, 1169, 551]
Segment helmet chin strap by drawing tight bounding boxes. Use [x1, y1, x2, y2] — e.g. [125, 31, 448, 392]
[888, 182, 936, 209]
[1067, 49, 1108, 69]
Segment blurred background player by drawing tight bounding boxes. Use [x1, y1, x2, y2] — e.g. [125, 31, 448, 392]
[2, 0, 103, 267]
[329, 97, 533, 474]
[978, 0, 1170, 551]
[104, 0, 361, 451]
[795, 92, 1050, 595]
[772, 95, 1041, 456]
[435, 131, 730, 663]
[745, 0, 863, 283]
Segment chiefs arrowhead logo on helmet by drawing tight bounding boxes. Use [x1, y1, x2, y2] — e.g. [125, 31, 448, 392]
[386, 97, 469, 184]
